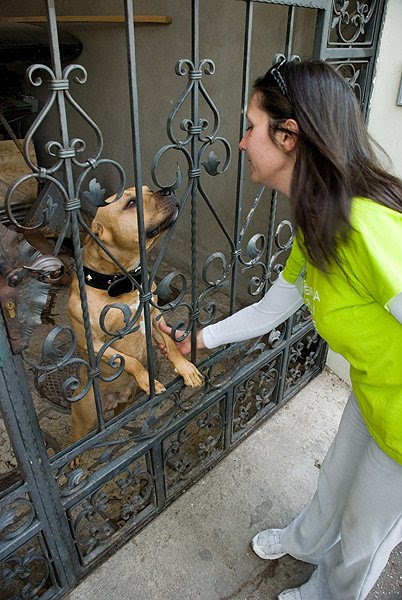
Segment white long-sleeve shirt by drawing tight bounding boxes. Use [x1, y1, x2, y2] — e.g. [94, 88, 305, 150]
[202, 273, 303, 349]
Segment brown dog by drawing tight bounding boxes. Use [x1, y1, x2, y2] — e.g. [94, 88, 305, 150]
[68, 186, 203, 442]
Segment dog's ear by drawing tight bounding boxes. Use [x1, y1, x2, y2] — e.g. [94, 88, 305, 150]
[91, 220, 112, 245]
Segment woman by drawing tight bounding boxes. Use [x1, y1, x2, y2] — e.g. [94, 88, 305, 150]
[159, 59, 402, 600]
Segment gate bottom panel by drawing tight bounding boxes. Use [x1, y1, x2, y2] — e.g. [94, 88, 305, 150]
[66, 451, 157, 567]
[0, 532, 62, 600]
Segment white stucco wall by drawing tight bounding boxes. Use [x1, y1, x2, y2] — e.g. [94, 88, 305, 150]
[326, 0, 402, 384]
[368, 0, 402, 177]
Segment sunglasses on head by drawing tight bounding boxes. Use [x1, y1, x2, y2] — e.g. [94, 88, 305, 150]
[265, 57, 291, 102]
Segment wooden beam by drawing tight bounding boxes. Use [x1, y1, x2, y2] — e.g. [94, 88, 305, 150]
[0, 15, 173, 25]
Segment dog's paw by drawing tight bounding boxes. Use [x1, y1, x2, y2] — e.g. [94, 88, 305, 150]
[70, 456, 81, 469]
[136, 374, 166, 395]
[154, 379, 166, 394]
[176, 362, 204, 388]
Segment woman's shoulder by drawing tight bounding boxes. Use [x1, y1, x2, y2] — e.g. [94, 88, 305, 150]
[350, 196, 402, 233]
[345, 197, 402, 263]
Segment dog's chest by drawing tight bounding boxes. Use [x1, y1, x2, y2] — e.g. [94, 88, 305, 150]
[128, 298, 145, 335]
[99, 293, 158, 361]
[92, 291, 146, 334]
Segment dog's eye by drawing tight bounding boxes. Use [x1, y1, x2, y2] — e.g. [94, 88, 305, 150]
[125, 197, 137, 209]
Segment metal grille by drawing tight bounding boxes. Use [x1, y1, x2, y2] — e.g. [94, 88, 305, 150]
[0, 1, 386, 597]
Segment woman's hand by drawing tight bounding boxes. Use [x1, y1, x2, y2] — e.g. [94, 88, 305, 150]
[158, 320, 205, 357]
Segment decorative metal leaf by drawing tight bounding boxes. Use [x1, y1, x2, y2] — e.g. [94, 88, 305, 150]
[340, 1, 350, 17]
[43, 194, 57, 224]
[202, 151, 221, 176]
[82, 178, 106, 206]
[0, 508, 17, 533]
[155, 271, 187, 305]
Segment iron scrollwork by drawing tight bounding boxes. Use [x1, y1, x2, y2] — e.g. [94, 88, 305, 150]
[330, 0, 377, 45]
[150, 56, 233, 340]
[285, 329, 323, 394]
[0, 498, 36, 542]
[333, 61, 368, 105]
[163, 401, 224, 496]
[6, 63, 126, 234]
[232, 355, 281, 439]
[150, 54, 295, 341]
[0, 535, 56, 600]
[8, 58, 146, 416]
[69, 457, 155, 562]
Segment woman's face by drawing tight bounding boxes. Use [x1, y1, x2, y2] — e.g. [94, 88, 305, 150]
[239, 93, 295, 197]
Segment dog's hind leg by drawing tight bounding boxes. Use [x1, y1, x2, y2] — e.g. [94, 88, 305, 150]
[70, 389, 99, 443]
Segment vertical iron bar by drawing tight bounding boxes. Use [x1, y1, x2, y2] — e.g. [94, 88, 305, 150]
[124, 0, 155, 394]
[230, 0, 254, 314]
[313, 8, 330, 59]
[263, 189, 278, 294]
[190, 0, 200, 364]
[285, 5, 296, 58]
[45, 0, 105, 429]
[151, 442, 167, 508]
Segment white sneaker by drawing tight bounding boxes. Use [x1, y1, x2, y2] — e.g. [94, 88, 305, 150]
[278, 588, 302, 600]
[251, 528, 286, 560]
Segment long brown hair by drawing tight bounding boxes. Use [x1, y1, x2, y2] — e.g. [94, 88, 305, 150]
[253, 59, 402, 270]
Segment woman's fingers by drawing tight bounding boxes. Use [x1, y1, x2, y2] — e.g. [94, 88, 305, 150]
[157, 320, 195, 356]
[158, 320, 172, 336]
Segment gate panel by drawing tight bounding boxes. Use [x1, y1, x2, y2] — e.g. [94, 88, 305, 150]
[315, 0, 387, 115]
[0, 0, 385, 596]
[0, 314, 77, 598]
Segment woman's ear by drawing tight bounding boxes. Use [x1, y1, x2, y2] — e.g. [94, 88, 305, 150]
[277, 118, 299, 153]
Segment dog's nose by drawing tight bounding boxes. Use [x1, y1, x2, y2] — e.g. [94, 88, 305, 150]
[159, 188, 179, 208]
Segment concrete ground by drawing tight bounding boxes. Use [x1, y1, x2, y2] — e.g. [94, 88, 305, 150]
[65, 369, 402, 600]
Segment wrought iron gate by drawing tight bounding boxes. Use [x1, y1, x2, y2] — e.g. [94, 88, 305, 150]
[0, 1, 386, 597]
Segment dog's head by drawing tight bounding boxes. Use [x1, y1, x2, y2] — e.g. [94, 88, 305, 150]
[90, 186, 179, 253]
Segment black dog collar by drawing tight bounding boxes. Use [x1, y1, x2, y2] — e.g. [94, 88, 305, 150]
[83, 265, 142, 297]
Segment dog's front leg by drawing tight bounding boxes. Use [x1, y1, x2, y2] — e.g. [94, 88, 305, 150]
[152, 315, 204, 388]
[96, 343, 166, 395]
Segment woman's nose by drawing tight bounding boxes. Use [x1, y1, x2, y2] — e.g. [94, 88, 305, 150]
[239, 134, 247, 151]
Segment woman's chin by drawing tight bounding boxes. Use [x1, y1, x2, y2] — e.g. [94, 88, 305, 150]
[249, 169, 258, 182]
[250, 172, 262, 185]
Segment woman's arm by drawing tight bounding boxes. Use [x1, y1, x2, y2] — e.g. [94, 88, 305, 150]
[202, 272, 303, 348]
[158, 273, 303, 354]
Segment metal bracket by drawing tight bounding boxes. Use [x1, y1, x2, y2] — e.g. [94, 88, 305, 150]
[0, 223, 64, 353]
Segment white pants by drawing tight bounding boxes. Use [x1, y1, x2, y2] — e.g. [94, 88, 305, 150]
[281, 392, 402, 600]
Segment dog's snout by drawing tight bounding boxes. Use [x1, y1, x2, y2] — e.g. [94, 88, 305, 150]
[158, 188, 179, 208]
[160, 188, 173, 197]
